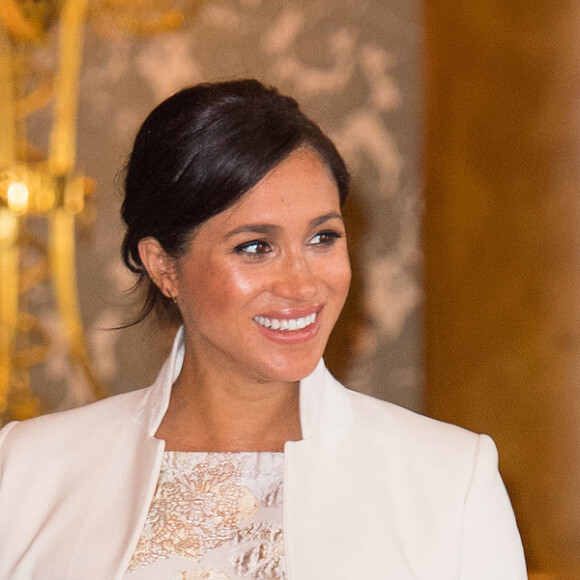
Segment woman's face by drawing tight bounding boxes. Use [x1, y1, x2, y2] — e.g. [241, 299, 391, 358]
[167, 147, 351, 384]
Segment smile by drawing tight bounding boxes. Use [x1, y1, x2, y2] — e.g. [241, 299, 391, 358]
[253, 313, 317, 331]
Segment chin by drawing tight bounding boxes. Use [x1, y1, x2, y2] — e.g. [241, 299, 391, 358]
[263, 357, 321, 384]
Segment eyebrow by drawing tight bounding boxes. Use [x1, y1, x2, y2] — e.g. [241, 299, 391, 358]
[225, 212, 343, 238]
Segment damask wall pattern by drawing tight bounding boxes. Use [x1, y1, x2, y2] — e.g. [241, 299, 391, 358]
[33, 0, 422, 411]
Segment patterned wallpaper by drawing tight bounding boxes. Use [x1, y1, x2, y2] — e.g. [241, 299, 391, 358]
[30, 0, 423, 412]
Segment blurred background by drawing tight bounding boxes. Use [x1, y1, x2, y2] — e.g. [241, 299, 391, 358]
[1, 0, 579, 577]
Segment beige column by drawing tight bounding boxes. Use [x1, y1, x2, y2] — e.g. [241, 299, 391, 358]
[424, 1, 580, 577]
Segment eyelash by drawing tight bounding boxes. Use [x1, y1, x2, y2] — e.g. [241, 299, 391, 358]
[234, 240, 272, 256]
[233, 230, 344, 257]
[309, 230, 343, 246]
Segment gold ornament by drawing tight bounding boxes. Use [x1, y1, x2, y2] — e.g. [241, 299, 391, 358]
[0, 0, 196, 424]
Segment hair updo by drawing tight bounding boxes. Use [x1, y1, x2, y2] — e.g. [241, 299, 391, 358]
[121, 79, 350, 324]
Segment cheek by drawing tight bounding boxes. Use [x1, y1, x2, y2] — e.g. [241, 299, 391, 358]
[326, 252, 352, 298]
[225, 267, 264, 296]
[180, 260, 262, 316]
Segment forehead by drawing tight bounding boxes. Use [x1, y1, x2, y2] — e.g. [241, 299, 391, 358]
[183, 148, 342, 251]
[221, 148, 340, 223]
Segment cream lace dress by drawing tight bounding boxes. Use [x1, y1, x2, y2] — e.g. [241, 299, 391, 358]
[123, 452, 287, 580]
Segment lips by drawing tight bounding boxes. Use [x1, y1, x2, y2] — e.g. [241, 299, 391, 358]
[253, 312, 317, 331]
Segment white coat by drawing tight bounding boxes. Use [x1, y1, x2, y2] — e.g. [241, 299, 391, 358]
[0, 328, 526, 579]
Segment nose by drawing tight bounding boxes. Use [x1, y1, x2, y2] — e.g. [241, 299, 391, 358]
[272, 251, 318, 301]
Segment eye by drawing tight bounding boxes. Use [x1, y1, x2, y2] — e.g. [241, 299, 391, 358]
[233, 240, 272, 256]
[309, 230, 344, 246]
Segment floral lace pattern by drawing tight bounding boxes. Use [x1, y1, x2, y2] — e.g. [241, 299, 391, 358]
[125, 452, 286, 579]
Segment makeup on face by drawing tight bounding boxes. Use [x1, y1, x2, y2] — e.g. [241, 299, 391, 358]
[167, 148, 351, 385]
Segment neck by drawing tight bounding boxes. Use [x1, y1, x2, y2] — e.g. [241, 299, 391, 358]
[155, 346, 302, 452]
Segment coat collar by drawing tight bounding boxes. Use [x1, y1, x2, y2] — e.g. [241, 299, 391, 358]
[133, 326, 353, 440]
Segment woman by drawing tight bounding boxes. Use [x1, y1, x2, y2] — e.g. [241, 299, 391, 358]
[0, 80, 526, 579]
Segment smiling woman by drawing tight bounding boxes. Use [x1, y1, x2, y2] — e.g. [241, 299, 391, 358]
[147, 149, 349, 379]
[0, 80, 526, 579]
[141, 147, 351, 452]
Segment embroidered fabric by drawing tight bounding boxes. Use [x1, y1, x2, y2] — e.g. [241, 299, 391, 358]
[124, 451, 287, 580]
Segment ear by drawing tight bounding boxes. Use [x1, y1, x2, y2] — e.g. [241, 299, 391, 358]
[137, 237, 179, 300]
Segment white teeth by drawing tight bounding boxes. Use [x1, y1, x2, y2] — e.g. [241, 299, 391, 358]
[254, 313, 317, 331]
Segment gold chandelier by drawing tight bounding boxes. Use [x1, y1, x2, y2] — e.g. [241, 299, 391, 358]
[0, 0, 196, 424]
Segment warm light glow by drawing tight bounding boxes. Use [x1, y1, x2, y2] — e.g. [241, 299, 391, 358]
[7, 181, 29, 213]
[0, 208, 18, 241]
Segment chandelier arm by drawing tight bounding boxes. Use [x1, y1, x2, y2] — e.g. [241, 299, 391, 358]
[49, 0, 87, 175]
[0, 210, 20, 416]
[0, 0, 42, 42]
[49, 209, 107, 401]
